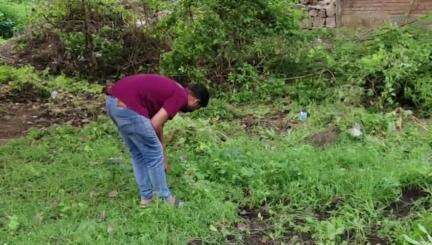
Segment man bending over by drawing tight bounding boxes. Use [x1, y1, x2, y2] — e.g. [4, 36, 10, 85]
[105, 74, 209, 207]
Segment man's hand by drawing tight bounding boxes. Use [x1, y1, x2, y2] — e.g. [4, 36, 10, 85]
[164, 161, 172, 172]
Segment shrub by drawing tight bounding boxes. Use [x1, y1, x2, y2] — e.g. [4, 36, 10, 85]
[16, 0, 167, 79]
[0, 65, 102, 101]
[309, 17, 432, 116]
[0, 0, 30, 38]
[160, 0, 304, 86]
[8, 1, 432, 116]
[356, 23, 432, 115]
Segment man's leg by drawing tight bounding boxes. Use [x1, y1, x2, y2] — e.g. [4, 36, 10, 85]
[128, 117, 172, 200]
[106, 96, 153, 201]
[120, 132, 154, 201]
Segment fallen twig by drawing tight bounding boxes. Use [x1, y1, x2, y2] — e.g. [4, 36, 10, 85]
[411, 116, 430, 131]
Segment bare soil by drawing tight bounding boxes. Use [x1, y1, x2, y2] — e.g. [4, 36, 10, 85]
[314, 196, 343, 221]
[236, 205, 314, 245]
[0, 102, 41, 144]
[238, 205, 272, 244]
[386, 185, 430, 218]
[366, 233, 390, 245]
[309, 128, 340, 148]
[241, 112, 299, 134]
[0, 94, 104, 145]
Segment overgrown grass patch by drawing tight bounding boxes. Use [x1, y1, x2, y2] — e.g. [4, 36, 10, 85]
[1, 104, 431, 243]
[0, 65, 102, 101]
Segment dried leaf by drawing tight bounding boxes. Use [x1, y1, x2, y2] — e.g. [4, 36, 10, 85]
[236, 223, 248, 231]
[108, 190, 118, 198]
[99, 211, 107, 221]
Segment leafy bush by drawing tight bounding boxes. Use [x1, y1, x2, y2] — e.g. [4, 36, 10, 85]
[7, 1, 432, 116]
[317, 17, 432, 116]
[356, 23, 432, 115]
[17, 0, 166, 79]
[0, 11, 15, 38]
[160, 0, 304, 85]
[0, 65, 49, 99]
[0, 0, 31, 38]
[0, 65, 102, 101]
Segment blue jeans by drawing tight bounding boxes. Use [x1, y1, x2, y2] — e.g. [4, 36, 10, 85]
[105, 96, 171, 200]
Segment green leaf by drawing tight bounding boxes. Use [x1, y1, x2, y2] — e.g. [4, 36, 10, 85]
[7, 215, 20, 231]
[209, 224, 218, 232]
[403, 235, 421, 245]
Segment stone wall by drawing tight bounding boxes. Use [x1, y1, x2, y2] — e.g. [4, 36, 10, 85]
[301, 0, 338, 28]
[301, 0, 432, 27]
[340, 0, 432, 27]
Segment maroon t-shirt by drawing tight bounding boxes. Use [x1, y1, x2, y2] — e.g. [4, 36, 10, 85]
[108, 74, 188, 119]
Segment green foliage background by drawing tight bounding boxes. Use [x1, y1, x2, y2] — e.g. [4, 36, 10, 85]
[0, 0, 33, 38]
[1, 1, 432, 244]
[4, 0, 429, 116]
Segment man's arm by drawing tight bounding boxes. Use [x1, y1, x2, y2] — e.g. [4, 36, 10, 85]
[151, 108, 169, 141]
[151, 108, 170, 171]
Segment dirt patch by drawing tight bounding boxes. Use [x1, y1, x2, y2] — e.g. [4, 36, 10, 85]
[280, 232, 314, 245]
[38, 94, 104, 126]
[187, 239, 203, 245]
[315, 196, 343, 221]
[0, 93, 104, 145]
[341, 229, 355, 243]
[235, 205, 313, 244]
[241, 112, 299, 134]
[341, 226, 390, 245]
[0, 40, 42, 69]
[309, 128, 340, 148]
[237, 205, 272, 244]
[366, 233, 390, 245]
[0, 103, 39, 144]
[0, 42, 18, 65]
[386, 185, 430, 218]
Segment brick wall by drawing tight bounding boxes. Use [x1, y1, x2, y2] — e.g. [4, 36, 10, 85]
[340, 0, 432, 26]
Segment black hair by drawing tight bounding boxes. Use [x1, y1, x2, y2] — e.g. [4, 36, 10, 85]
[189, 83, 210, 107]
[171, 75, 188, 86]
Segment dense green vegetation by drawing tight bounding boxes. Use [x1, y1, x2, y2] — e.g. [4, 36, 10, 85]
[0, 0, 35, 39]
[1, 0, 431, 244]
[1, 100, 431, 243]
[0, 65, 102, 99]
[7, 0, 431, 116]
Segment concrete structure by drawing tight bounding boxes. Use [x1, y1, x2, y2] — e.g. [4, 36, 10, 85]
[301, 0, 432, 27]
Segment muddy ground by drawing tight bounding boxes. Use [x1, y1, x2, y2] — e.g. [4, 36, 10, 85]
[0, 92, 104, 145]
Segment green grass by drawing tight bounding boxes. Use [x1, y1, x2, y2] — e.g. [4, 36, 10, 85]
[0, 0, 33, 38]
[1, 101, 431, 243]
[0, 65, 103, 97]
